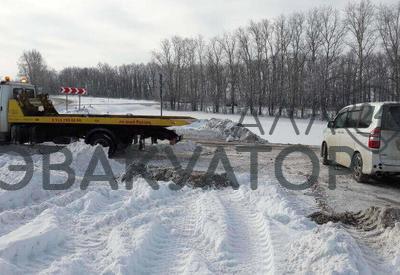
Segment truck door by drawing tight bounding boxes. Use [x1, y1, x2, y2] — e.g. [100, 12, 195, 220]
[0, 85, 14, 134]
[0, 85, 5, 133]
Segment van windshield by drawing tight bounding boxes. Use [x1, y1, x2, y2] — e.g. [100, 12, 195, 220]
[383, 105, 400, 130]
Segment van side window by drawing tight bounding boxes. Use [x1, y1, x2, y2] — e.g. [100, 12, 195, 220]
[346, 110, 361, 128]
[334, 111, 348, 128]
[359, 106, 374, 128]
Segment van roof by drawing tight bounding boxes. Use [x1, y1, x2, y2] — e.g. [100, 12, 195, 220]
[344, 101, 400, 108]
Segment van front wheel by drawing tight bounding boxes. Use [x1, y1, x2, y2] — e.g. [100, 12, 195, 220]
[351, 152, 369, 183]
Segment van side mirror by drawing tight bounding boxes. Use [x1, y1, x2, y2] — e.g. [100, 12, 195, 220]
[328, 120, 334, 128]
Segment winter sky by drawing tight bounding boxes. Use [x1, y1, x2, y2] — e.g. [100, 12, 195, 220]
[0, 0, 397, 77]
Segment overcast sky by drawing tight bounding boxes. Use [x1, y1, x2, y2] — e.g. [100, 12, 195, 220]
[0, 0, 397, 77]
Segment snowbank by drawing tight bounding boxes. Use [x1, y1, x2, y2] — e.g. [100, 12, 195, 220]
[173, 118, 267, 143]
[285, 223, 371, 274]
[381, 224, 400, 273]
[0, 208, 64, 262]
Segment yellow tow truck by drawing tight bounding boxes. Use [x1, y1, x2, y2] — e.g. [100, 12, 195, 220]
[0, 77, 195, 156]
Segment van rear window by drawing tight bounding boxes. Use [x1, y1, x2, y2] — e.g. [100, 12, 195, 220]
[359, 106, 374, 128]
[383, 106, 400, 130]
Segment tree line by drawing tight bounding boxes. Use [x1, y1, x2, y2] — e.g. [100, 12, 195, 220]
[18, 0, 400, 119]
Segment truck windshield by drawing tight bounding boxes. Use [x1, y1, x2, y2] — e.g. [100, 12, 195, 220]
[383, 105, 400, 130]
[13, 88, 35, 99]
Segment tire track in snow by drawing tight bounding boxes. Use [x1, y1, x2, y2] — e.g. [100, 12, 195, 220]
[35, 187, 202, 274]
[212, 190, 275, 274]
[343, 226, 394, 274]
[131, 189, 277, 274]
[128, 194, 209, 274]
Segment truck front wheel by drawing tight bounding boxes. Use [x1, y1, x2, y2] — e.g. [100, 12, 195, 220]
[88, 132, 116, 157]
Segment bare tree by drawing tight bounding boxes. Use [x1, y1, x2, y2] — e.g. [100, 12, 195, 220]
[196, 36, 207, 111]
[237, 27, 256, 113]
[320, 7, 346, 118]
[305, 8, 323, 117]
[207, 38, 225, 113]
[249, 21, 268, 115]
[345, 0, 376, 102]
[377, 3, 400, 100]
[153, 39, 176, 109]
[18, 49, 48, 87]
[274, 15, 292, 115]
[219, 32, 239, 114]
[288, 12, 306, 118]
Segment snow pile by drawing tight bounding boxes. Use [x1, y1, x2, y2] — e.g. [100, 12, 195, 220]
[381, 223, 400, 273]
[308, 206, 400, 273]
[174, 118, 267, 143]
[0, 209, 64, 262]
[285, 223, 371, 274]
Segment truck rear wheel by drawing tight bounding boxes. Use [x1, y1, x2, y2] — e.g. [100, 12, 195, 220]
[88, 132, 116, 157]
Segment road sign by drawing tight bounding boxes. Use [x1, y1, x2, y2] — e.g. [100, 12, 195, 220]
[60, 87, 87, 95]
[60, 87, 88, 111]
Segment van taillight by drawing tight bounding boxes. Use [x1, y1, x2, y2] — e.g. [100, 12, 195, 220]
[368, 127, 381, 149]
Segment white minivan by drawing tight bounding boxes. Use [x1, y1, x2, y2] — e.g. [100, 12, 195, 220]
[321, 102, 400, 182]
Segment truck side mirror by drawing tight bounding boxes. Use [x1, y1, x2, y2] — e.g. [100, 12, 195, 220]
[327, 120, 334, 128]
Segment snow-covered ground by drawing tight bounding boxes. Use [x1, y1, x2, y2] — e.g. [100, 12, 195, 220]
[52, 95, 326, 146]
[1, 142, 395, 274]
[0, 96, 398, 274]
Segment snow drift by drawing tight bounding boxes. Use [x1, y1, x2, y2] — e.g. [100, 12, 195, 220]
[173, 118, 267, 143]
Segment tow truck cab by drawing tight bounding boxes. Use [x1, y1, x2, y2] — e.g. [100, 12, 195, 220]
[0, 79, 36, 141]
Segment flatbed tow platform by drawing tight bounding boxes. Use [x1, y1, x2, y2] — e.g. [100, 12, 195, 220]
[0, 80, 195, 156]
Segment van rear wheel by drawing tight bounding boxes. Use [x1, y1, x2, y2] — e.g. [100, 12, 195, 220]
[351, 152, 369, 183]
[321, 143, 330, 165]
